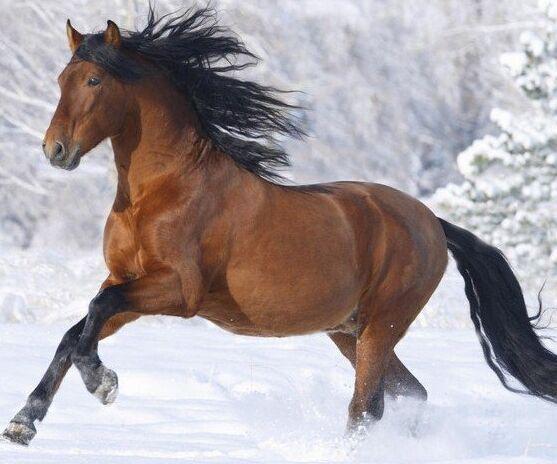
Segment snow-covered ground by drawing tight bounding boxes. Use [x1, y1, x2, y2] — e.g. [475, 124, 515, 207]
[0, 320, 556, 463]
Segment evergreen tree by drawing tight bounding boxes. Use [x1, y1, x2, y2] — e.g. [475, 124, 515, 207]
[434, 0, 557, 285]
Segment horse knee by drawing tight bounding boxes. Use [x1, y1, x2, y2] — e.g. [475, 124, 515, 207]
[89, 286, 126, 318]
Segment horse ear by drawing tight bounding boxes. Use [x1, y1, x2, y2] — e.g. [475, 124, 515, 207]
[104, 20, 122, 48]
[66, 19, 83, 54]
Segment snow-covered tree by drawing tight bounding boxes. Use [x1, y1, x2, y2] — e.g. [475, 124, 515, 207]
[434, 0, 557, 285]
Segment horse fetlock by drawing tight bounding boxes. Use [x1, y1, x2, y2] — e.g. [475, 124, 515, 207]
[347, 391, 384, 433]
[92, 365, 119, 405]
[2, 420, 37, 446]
[73, 352, 119, 404]
[345, 411, 373, 440]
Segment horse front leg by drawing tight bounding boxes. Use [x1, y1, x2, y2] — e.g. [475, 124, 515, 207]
[2, 318, 86, 445]
[2, 312, 141, 446]
[71, 270, 185, 404]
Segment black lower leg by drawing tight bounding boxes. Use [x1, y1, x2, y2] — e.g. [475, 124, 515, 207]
[71, 286, 125, 404]
[2, 318, 85, 445]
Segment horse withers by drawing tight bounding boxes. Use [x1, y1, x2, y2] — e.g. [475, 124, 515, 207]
[3, 7, 556, 446]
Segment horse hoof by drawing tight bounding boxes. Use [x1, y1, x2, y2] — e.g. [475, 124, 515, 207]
[93, 367, 119, 405]
[1, 421, 36, 446]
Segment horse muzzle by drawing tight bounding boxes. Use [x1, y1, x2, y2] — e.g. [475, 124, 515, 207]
[42, 140, 81, 170]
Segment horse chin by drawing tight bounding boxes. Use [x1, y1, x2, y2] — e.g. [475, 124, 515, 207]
[64, 154, 82, 171]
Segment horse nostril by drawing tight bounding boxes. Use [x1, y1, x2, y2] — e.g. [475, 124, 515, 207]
[53, 141, 65, 161]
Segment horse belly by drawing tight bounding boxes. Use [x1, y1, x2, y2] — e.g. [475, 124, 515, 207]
[201, 254, 361, 336]
[199, 290, 357, 337]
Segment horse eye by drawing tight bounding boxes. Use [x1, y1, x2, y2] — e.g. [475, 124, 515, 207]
[87, 76, 101, 87]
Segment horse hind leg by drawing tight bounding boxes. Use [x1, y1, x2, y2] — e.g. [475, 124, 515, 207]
[344, 287, 435, 434]
[384, 353, 427, 401]
[347, 328, 389, 434]
[327, 333, 427, 401]
[328, 330, 388, 433]
[328, 332, 357, 367]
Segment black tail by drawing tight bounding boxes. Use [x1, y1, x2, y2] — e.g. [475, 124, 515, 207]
[439, 218, 557, 403]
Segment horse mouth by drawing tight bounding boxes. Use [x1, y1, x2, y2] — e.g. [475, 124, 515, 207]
[64, 154, 81, 171]
[50, 147, 81, 171]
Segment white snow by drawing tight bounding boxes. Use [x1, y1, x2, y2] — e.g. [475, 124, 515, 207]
[0, 321, 556, 463]
[0, 249, 106, 324]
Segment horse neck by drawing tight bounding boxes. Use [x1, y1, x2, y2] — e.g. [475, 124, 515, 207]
[109, 77, 241, 207]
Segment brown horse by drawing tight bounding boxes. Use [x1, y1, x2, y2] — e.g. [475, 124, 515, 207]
[3, 7, 556, 446]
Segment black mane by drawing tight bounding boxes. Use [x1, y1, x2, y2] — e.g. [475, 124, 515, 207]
[74, 5, 306, 180]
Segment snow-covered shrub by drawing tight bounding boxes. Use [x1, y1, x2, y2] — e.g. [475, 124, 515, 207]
[434, 0, 557, 288]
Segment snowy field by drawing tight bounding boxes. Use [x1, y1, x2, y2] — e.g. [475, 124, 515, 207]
[0, 248, 556, 463]
[1, 0, 556, 462]
[0, 320, 556, 463]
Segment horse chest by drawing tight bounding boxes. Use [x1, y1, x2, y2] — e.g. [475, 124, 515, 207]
[104, 210, 151, 279]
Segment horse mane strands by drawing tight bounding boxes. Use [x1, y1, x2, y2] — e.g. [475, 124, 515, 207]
[74, 4, 306, 180]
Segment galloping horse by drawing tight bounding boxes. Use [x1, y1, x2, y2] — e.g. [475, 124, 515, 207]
[3, 7, 556, 446]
